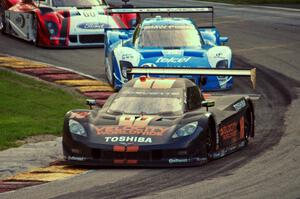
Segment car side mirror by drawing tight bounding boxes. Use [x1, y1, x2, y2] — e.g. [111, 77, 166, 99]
[86, 99, 96, 109]
[119, 34, 129, 40]
[220, 37, 229, 45]
[202, 100, 215, 111]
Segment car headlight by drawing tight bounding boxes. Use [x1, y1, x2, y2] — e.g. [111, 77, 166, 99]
[46, 21, 58, 36]
[119, 60, 132, 78]
[216, 60, 228, 68]
[172, 121, 200, 138]
[121, 65, 127, 78]
[69, 119, 86, 136]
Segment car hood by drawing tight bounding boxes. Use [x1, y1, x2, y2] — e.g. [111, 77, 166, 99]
[139, 48, 211, 68]
[68, 109, 207, 146]
[115, 46, 212, 69]
[59, 6, 120, 33]
[86, 114, 180, 146]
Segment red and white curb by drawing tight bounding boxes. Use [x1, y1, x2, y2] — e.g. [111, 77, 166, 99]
[0, 54, 115, 193]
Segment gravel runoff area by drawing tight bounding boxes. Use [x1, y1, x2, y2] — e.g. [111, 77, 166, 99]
[0, 137, 62, 179]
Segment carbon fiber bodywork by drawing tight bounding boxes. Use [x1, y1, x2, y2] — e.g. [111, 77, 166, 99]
[63, 77, 255, 167]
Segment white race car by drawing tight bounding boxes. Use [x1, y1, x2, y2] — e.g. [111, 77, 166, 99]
[0, 0, 139, 47]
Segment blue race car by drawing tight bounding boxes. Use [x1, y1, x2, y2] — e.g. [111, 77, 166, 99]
[104, 7, 233, 91]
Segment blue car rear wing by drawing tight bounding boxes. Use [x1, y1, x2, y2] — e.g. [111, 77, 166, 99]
[127, 67, 256, 89]
[107, 6, 214, 25]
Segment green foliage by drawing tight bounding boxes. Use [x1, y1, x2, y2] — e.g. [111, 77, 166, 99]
[0, 70, 85, 150]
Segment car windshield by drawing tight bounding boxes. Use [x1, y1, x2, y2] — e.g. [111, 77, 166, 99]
[52, 0, 104, 7]
[138, 24, 202, 48]
[107, 88, 184, 116]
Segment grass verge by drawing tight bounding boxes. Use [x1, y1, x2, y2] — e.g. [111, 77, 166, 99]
[198, 0, 300, 4]
[0, 69, 85, 150]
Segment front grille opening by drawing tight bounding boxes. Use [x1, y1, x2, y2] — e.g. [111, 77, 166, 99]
[91, 149, 102, 159]
[151, 150, 162, 160]
[69, 35, 78, 43]
[79, 34, 104, 44]
[92, 150, 164, 161]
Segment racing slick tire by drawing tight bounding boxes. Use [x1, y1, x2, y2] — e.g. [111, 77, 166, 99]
[107, 52, 118, 90]
[105, 57, 115, 88]
[32, 14, 40, 46]
[0, 9, 5, 34]
[244, 106, 255, 145]
[206, 119, 216, 160]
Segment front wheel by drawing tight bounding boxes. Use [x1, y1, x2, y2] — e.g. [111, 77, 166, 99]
[32, 14, 39, 46]
[105, 56, 116, 88]
[206, 125, 216, 160]
[0, 11, 5, 34]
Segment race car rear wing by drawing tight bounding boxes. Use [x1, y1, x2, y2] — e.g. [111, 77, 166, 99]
[107, 6, 214, 25]
[127, 67, 257, 89]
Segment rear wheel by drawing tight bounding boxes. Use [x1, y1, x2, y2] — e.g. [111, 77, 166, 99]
[244, 107, 254, 141]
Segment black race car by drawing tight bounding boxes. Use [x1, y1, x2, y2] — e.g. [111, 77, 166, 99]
[63, 73, 255, 167]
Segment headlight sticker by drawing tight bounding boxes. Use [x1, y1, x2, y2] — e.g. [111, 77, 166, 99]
[233, 100, 246, 111]
[69, 119, 86, 136]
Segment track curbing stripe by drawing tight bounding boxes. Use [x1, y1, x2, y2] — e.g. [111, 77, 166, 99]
[56, 79, 109, 87]
[0, 53, 116, 192]
[4, 165, 87, 182]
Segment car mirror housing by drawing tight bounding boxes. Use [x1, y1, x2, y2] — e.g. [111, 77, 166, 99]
[219, 37, 229, 45]
[86, 99, 96, 109]
[119, 33, 129, 40]
[202, 100, 215, 111]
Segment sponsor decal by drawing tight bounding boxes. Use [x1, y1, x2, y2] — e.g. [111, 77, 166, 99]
[168, 157, 206, 164]
[219, 121, 238, 140]
[169, 158, 189, 163]
[156, 57, 192, 63]
[66, 156, 87, 161]
[214, 52, 225, 59]
[70, 112, 90, 119]
[104, 136, 152, 143]
[233, 100, 246, 111]
[122, 54, 134, 60]
[96, 126, 168, 136]
[77, 23, 109, 30]
[212, 141, 246, 159]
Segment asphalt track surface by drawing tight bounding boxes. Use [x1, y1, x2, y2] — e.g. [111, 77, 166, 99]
[0, 1, 300, 198]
